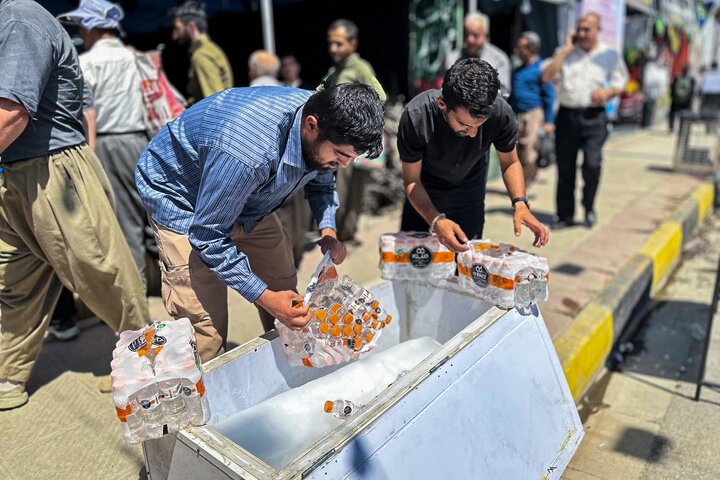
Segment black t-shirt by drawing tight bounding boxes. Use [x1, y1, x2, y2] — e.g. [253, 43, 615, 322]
[397, 89, 518, 194]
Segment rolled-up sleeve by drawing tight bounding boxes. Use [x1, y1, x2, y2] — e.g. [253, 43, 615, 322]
[304, 169, 339, 231]
[188, 149, 268, 302]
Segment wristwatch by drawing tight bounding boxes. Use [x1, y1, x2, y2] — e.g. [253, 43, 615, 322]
[511, 197, 530, 210]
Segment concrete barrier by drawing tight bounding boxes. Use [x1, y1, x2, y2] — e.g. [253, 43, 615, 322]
[554, 179, 717, 402]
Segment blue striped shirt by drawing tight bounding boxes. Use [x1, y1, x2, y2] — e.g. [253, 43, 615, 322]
[136, 87, 339, 303]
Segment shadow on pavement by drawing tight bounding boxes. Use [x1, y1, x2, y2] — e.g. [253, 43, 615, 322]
[614, 300, 709, 384]
[613, 427, 672, 462]
[26, 321, 117, 395]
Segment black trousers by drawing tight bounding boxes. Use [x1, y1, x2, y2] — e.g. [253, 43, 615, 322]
[555, 107, 609, 221]
[400, 189, 485, 240]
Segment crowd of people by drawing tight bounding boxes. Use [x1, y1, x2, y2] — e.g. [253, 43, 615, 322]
[0, 0, 709, 412]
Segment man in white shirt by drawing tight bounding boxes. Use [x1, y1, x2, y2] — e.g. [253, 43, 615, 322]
[58, 0, 151, 282]
[542, 12, 628, 229]
[248, 50, 283, 87]
[446, 13, 512, 97]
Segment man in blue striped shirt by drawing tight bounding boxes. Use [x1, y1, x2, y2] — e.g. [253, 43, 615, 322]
[136, 83, 384, 361]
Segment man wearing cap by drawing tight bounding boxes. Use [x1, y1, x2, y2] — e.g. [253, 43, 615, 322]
[0, 0, 149, 410]
[170, 1, 234, 105]
[58, 0, 152, 283]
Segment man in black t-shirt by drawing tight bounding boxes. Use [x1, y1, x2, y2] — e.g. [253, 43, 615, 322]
[398, 59, 549, 252]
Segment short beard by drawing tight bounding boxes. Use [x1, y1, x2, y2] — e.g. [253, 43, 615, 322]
[301, 139, 328, 171]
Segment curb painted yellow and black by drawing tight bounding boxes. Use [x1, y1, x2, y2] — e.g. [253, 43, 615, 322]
[554, 181, 717, 401]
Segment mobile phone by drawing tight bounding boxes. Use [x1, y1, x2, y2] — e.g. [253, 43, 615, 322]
[572, 33, 578, 44]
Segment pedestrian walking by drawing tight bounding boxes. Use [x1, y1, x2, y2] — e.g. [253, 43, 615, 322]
[510, 31, 554, 186]
[170, 1, 233, 105]
[397, 59, 548, 252]
[446, 13, 512, 97]
[319, 19, 386, 245]
[542, 12, 628, 229]
[0, 0, 149, 410]
[58, 0, 153, 283]
[668, 65, 695, 132]
[135, 83, 383, 362]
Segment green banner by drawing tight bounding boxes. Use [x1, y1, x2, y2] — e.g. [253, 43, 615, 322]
[408, 0, 463, 95]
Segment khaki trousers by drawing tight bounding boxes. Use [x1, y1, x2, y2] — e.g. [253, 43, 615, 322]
[0, 145, 150, 383]
[516, 107, 544, 184]
[151, 213, 297, 362]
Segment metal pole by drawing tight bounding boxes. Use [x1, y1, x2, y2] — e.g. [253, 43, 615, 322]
[260, 0, 275, 54]
[468, 0, 477, 14]
[695, 253, 720, 401]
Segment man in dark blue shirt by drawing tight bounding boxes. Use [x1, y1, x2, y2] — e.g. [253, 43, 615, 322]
[510, 32, 555, 186]
[136, 83, 384, 361]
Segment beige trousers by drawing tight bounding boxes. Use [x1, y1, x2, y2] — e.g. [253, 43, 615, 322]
[516, 107, 544, 184]
[0, 145, 150, 383]
[151, 213, 297, 362]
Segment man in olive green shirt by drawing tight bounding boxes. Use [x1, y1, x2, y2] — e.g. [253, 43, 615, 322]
[320, 19, 386, 244]
[171, 1, 233, 105]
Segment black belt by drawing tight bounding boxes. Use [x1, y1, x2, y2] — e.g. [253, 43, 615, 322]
[97, 130, 147, 137]
[559, 106, 605, 113]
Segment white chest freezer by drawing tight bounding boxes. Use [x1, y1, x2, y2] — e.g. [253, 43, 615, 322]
[143, 280, 583, 480]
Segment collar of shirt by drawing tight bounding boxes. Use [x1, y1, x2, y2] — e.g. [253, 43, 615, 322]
[281, 106, 306, 172]
[189, 34, 210, 55]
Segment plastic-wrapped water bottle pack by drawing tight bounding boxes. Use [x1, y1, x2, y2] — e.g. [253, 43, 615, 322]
[276, 253, 391, 368]
[379, 232, 455, 283]
[111, 318, 211, 443]
[457, 240, 549, 309]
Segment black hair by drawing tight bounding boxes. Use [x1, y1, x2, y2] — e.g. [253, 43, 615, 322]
[328, 19, 359, 42]
[442, 58, 499, 119]
[170, 1, 208, 33]
[303, 82, 384, 158]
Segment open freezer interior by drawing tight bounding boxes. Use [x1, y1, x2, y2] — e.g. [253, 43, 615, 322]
[204, 280, 496, 470]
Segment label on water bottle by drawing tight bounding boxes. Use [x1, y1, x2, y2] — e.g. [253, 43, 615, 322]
[409, 245, 433, 269]
[471, 263, 490, 287]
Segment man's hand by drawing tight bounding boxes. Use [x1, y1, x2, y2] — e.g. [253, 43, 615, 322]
[590, 87, 615, 105]
[319, 233, 347, 264]
[563, 29, 576, 53]
[434, 218, 470, 253]
[513, 204, 549, 247]
[542, 123, 554, 134]
[256, 289, 311, 331]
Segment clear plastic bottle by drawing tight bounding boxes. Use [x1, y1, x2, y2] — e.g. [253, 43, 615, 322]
[158, 379, 187, 432]
[123, 399, 146, 443]
[181, 380, 206, 426]
[135, 383, 164, 439]
[323, 399, 359, 418]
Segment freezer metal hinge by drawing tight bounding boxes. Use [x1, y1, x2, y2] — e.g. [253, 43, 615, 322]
[301, 449, 336, 478]
[429, 356, 451, 374]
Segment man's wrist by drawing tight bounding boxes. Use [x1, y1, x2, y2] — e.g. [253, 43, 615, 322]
[320, 228, 337, 239]
[511, 197, 530, 210]
[429, 213, 446, 233]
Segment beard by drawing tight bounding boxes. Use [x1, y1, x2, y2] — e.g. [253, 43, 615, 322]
[302, 139, 334, 172]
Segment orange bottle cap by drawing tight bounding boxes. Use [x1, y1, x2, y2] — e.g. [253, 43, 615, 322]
[324, 401, 334, 413]
[329, 314, 339, 325]
[354, 339, 364, 350]
[353, 324, 363, 335]
[366, 332, 374, 342]
[319, 322, 330, 334]
[384, 315, 393, 325]
[371, 301, 379, 309]
[316, 310, 327, 321]
[331, 304, 342, 313]
[332, 325, 341, 337]
[343, 314, 353, 324]
[343, 325, 353, 337]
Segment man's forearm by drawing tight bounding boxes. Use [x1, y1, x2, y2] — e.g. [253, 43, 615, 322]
[500, 155, 526, 200]
[541, 49, 570, 83]
[0, 98, 30, 153]
[405, 181, 440, 225]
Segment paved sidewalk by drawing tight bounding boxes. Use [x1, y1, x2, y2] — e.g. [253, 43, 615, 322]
[563, 216, 720, 480]
[0, 124, 709, 479]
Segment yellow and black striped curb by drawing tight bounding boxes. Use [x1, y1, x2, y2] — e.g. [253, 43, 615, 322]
[554, 181, 716, 402]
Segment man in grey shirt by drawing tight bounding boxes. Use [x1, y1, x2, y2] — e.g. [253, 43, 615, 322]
[445, 12, 512, 97]
[0, 0, 149, 410]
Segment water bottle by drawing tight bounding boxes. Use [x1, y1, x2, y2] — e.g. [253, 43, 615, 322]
[181, 380, 206, 426]
[158, 379, 187, 432]
[135, 383, 164, 439]
[323, 399, 359, 418]
[122, 400, 146, 443]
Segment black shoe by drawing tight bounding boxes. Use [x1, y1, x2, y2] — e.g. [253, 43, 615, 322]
[551, 217, 575, 230]
[45, 317, 80, 341]
[584, 211, 597, 228]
